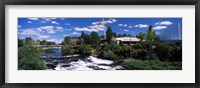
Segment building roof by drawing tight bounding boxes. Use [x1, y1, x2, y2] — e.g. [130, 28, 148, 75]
[115, 37, 140, 42]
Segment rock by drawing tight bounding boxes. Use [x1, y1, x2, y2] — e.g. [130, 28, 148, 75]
[87, 65, 106, 70]
[62, 64, 71, 67]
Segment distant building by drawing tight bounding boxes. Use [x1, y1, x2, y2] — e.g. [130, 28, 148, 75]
[111, 37, 140, 45]
[158, 23, 182, 40]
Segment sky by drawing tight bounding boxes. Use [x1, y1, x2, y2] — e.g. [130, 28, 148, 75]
[18, 18, 182, 44]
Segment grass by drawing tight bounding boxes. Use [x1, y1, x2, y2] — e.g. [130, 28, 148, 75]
[122, 59, 182, 70]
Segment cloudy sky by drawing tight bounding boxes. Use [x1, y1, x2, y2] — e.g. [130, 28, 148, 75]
[18, 18, 182, 43]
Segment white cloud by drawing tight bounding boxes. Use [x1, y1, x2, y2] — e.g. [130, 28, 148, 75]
[118, 24, 127, 27]
[39, 35, 50, 38]
[153, 26, 167, 30]
[56, 26, 64, 32]
[20, 28, 51, 39]
[74, 25, 106, 32]
[21, 29, 40, 36]
[155, 21, 173, 25]
[118, 24, 123, 26]
[111, 19, 117, 22]
[76, 19, 116, 32]
[38, 26, 55, 34]
[92, 22, 99, 25]
[50, 18, 57, 20]
[18, 25, 21, 28]
[71, 31, 81, 35]
[40, 18, 51, 23]
[47, 39, 63, 44]
[60, 18, 65, 20]
[27, 18, 39, 20]
[51, 21, 59, 25]
[134, 24, 148, 28]
[74, 27, 98, 32]
[128, 26, 133, 28]
[92, 19, 117, 25]
[27, 21, 32, 23]
[124, 30, 129, 32]
[88, 25, 105, 31]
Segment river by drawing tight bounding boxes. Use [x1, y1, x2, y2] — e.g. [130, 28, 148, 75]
[41, 47, 124, 70]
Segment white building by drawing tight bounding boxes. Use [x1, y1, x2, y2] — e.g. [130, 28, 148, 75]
[111, 37, 140, 45]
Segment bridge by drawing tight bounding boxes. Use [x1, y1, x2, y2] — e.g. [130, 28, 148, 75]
[35, 45, 64, 47]
[40, 54, 80, 59]
[35, 45, 64, 50]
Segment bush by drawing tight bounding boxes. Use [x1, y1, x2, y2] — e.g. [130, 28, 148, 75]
[134, 43, 142, 49]
[18, 45, 47, 70]
[154, 43, 171, 61]
[133, 49, 148, 60]
[98, 45, 132, 60]
[122, 59, 182, 70]
[110, 45, 130, 59]
[103, 50, 117, 60]
[80, 44, 92, 56]
[62, 45, 75, 55]
[170, 47, 182, 61]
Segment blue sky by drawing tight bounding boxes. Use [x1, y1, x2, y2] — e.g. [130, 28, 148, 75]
[18, 18, 182, 43]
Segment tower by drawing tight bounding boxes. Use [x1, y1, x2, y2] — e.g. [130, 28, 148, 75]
[100, 18, 106, 39]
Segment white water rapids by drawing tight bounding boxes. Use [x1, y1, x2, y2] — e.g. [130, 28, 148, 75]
[53, 56, 123, 70]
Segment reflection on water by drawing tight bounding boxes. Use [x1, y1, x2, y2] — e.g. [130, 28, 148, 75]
[42, 48, 123, 70]
[42, 47, 62, 57]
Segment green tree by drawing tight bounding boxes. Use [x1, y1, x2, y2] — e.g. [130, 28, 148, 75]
[81, 31, 85, 39]
[62, 45, 75, 55]
[106, 26, 114, 44]
[154, 43, 171, 61]
[18, 38, 24, 47]
[24, 37, 33, 45]
[113, 32, 117, 37]
[117, 34, 122, 37]
[63, 36, 72, 45]
[90, 31, 100, 45]
[80, 44, 92, 55]
[103, 50, 117, 60]
[146, 25, 158, 43]
[76, 38, 84, 45]
[18, 42, 47, 70]
[145, 25, 159, 67]
[122, 33, 128, 37]
[138, 32, 146, 42]
[81, 31, 90, 44]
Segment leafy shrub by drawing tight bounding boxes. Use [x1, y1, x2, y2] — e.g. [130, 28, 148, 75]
[133, 49, 148, 60]
[170, 47, 182, 61]
[122, 59, 182, 70]
[144, 54, 159, 60]
[62, 45, 75, 55]
[134, 43, 142, 49]
[80, 44, 92, 56]
[103, 50, 117, 60]
[111, 45, 130, 59]
[154, 43, 171, 61]
[18, 45, 47, 70]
